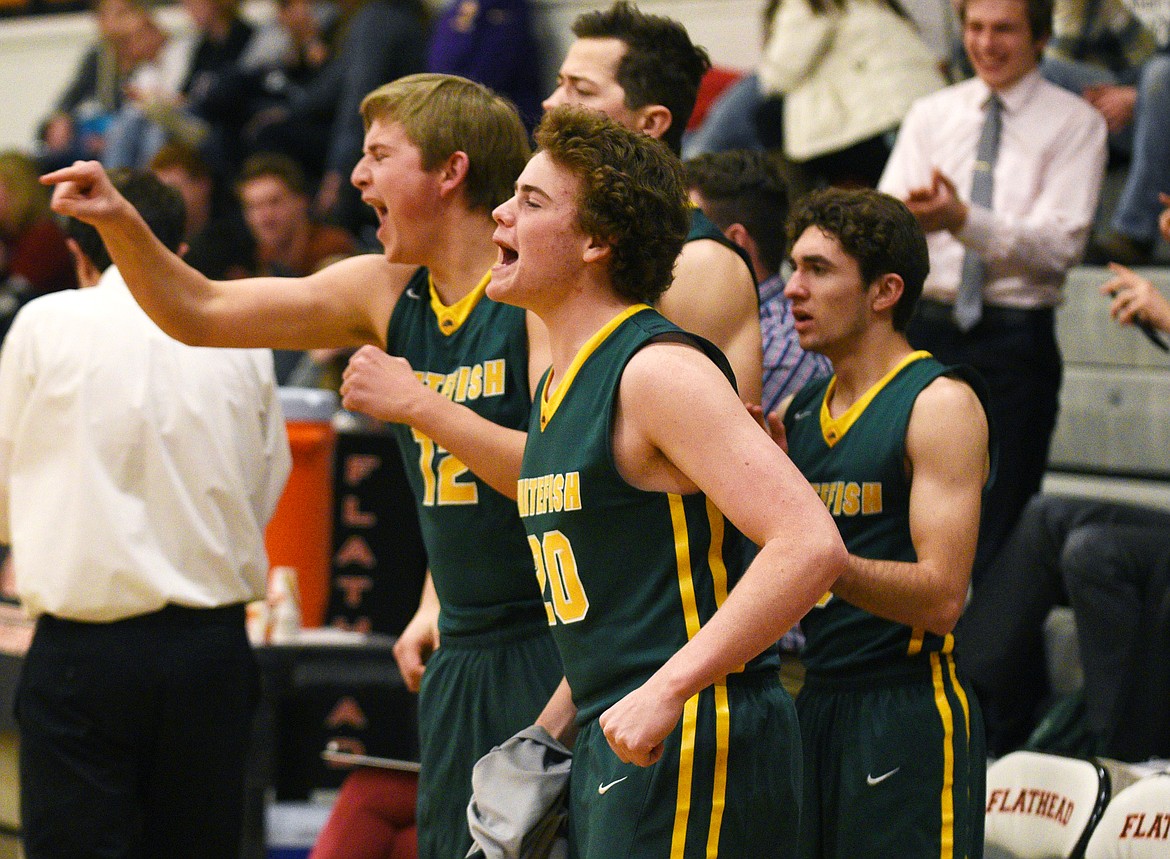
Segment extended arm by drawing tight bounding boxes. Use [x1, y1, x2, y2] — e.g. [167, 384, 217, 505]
[829, 376, 988, 634]
[41, 161, 397, 349]
[599, 343, 846, 764]
[658, 240, 763, 405]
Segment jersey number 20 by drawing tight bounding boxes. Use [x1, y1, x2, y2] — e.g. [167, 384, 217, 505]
[528, 530, 589, 624]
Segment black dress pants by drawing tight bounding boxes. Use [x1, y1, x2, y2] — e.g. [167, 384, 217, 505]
[15, 604, 258, 859]
[956, 495, 1170, 757]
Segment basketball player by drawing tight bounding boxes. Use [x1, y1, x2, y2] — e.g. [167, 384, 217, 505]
[489, 105, 847, 857]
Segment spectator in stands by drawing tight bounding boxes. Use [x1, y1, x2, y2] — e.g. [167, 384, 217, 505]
[543, 1, 764, 406]
[149, 143, 254, 280]
[426, 0, 544, 131]
[957, 195, 1170, 760]
[879, 0, 1108, 584]
[236, 152, 357, 384]
[0, 152, 77, 345]
[684, 149, 831, 413]
[220, 0, 341, 175]
[237, 152, 355, 277]
[100, 0, 201, 171]
[37, 0, 147, 171]
[680, 0, 778, 160]
[281, 0, 430, 237]
[1042, 0, 1170, 265]
[757, 0, 946, 196]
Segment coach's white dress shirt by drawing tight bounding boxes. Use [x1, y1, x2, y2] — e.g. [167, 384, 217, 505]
[0, 267, 291, 621]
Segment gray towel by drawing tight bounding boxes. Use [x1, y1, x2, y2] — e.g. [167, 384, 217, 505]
[466, 725, 572, 859]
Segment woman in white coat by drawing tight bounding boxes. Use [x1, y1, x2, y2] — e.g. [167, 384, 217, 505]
[758, 0, 945, 190]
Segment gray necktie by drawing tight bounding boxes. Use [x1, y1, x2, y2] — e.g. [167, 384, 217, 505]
[954, 94, 1002, 332]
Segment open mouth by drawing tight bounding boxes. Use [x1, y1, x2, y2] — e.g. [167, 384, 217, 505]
[493, 235, 519, 268]
[363, 197, 388, 223]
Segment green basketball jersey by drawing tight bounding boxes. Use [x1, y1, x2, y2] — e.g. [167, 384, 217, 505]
[686, 206, 757, 290]
[518, 305, 778, 723]
[784, 351, 986, 676]
[385, 267, 544, 637]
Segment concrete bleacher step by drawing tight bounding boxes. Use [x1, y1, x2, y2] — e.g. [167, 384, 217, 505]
[1049, 266, 1170, 483]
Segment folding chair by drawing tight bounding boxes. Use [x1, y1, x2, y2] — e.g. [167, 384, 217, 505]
[1084, 771, 1170, 858]
[985, 750, 1111, 859]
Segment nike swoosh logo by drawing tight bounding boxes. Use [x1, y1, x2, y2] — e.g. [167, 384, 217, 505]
[406, 287, 421, 299]
[794, 410, 812, 420]
[598, 776, 628, 795]
[866, 768, 900, 786]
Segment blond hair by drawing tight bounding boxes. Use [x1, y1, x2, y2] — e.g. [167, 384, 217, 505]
[360, 73, 530, 213]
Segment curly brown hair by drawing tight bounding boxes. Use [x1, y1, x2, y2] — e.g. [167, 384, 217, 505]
[535, 106, 688, 306]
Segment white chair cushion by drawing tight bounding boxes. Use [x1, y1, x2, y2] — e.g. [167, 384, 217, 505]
[1084, 772, 1170, 858]
[985, 750, 1110, 859]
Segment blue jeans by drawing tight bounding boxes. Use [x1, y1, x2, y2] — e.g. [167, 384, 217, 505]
[1112, 54, 1170, 242]
[1043, 53, 1170, 242]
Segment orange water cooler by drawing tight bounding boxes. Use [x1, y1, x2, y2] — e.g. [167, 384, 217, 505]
[266, 387, 340, 628]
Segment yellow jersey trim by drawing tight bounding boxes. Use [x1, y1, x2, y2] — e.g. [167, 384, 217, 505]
[669, 493, 700, 856]
[668, 494, 733, 857]
[539, 304, 651, 431]
[907, 628, 925, 656]
[429, 270, 492, 336]
[705, 498, 744, 675]
[706, 682, 731, 858]
[931, 652, 957, 859]
[819, 350, 933, 448]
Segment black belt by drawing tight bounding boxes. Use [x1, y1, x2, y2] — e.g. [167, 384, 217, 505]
[42, 602, 247, 629]
[914, 298, 1054, 330]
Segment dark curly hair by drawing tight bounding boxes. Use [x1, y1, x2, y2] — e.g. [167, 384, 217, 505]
[787, 188, 928, 331]
[571, 2, 710, 154]
[535, 106, 689, 306]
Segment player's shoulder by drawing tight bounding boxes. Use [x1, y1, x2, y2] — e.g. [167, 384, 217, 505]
[672, 240, 755, 309]
[622, 332, 731, 397]
[913, 372, 987, 427]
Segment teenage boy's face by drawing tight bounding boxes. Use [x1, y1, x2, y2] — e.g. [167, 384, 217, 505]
[963, 0, 1042, 92]
[489, 151, 599, 312]
[351, 118, 443, 264]
[784, 226, 873, 357]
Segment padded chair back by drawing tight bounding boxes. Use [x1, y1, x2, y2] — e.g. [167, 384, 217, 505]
[985, 750, 1111, 859]
[1084, 772, 1170, 858]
